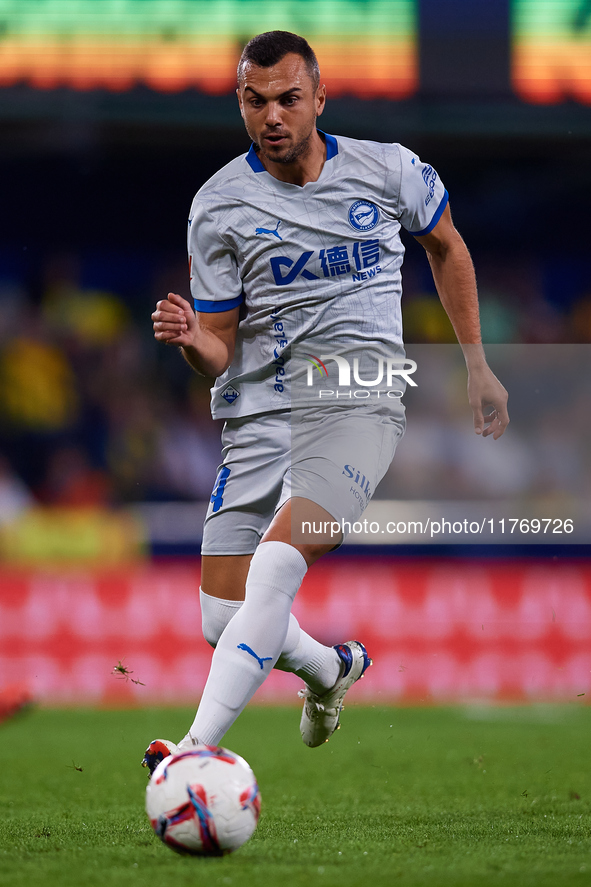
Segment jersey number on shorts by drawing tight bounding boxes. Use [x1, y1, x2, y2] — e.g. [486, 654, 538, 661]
[210, 466, 231, 513]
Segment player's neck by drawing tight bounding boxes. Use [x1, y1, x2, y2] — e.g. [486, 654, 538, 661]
[258, 130, 327, 187]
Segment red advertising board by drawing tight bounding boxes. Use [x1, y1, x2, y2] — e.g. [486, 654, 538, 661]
[0, 558, 590, 705]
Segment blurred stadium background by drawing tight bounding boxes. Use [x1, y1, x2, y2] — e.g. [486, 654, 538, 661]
[0, 0, 590, 709]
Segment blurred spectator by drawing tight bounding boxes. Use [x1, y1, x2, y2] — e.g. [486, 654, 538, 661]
[570, 295, 591, 343]
[403, 295, 456, 343]
[478, 291, 520, 344]
[106, 388, 162, 501]
[42, 280, 130, 347]
[0, 283, 30, 347]
[0, 333, 78, 433]
[38, 445, 113, 507]
[0, 456, 34, 525]
[156, 377, 222, 500]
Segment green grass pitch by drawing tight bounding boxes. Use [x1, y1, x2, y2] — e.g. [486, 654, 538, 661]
[0, 704, 590, 887]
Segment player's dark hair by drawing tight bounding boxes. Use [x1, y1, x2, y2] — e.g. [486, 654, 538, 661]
[237, 31, 320, 89]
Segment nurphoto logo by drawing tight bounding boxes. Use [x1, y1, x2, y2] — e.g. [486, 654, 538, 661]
[303, 352, 417, 400]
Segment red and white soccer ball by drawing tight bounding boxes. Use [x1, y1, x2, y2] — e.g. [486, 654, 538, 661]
[145, 746, 261, 856]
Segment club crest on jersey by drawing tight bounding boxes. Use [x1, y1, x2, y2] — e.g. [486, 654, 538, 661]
[348, 200, 379, 232]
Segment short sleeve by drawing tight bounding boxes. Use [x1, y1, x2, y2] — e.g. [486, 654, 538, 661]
[187, 200, 244, 313]
[396, 144, 449, 236]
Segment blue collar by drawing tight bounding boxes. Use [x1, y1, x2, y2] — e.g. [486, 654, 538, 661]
[246, 130, 338, 173]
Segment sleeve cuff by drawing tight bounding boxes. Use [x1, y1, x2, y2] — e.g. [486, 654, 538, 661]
[409, 190, 449, 237]
[193, 294, 244, 313]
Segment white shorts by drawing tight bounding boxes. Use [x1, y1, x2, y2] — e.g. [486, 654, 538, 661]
[201, 403, 405, 556]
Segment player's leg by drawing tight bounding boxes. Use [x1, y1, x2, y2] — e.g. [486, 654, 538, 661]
[262, 499, 372, 748]
[199, 553, 341, 693]
[143, 560, 353, 770]
[178, 401, 403, 751]
[199, 556, 248, 648]
[284, 403, 405, 746]
[141, 415, 279, 773]
[143, 501, 364, 771]
[201, 554, 251, 601]
[180, 504, 337, 748]
[142, 406, 400, 770]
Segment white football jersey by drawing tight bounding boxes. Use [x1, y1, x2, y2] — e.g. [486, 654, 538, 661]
[188, 132, 448, 418]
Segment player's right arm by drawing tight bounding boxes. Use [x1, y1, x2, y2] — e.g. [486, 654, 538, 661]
[152, 291, 239, 377]
[154, 194, 242, 376]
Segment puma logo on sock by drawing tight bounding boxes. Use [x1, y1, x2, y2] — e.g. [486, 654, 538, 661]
[237, 643, 273, 670]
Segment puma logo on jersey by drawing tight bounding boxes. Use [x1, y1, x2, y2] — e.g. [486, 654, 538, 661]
[237, 643, 273, 670]
[255, 220, 282, 240]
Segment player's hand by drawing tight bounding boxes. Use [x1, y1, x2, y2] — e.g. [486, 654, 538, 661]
[152, 292, 196, 348]
[467, 363, 509, 440]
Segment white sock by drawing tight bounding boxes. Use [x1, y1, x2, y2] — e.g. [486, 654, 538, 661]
[277, 616, 341, 694]
[199, 589, 242, 648]
[183, 541, 308, 746]
[199, 589, 340, 693]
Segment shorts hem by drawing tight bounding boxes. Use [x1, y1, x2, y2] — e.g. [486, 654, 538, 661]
[200, 547, 259, 557]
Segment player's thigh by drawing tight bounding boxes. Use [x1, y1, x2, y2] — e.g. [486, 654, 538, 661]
[201, 554, 252, 601]
[286, 403, 405, 543]
[262, 498, 338, 564]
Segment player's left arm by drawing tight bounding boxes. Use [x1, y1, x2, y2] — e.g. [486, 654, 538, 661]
[414, 204, 509, 440]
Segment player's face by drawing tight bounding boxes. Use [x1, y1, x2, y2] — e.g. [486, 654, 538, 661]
[237, 53, 326, 166]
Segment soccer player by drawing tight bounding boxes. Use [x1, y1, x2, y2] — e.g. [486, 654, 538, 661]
[144, 31, 509, 772]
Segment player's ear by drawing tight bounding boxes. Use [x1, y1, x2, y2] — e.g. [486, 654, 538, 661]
[315, 83, 326, 117]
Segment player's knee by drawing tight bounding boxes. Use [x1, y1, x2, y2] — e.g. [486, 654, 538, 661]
[298, 540, 339, 566]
